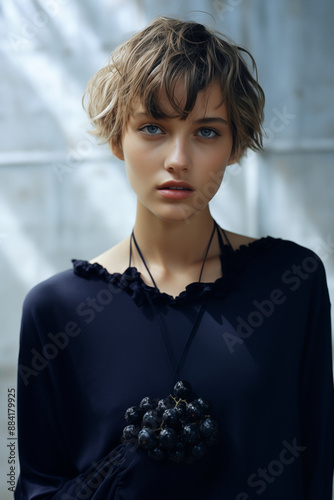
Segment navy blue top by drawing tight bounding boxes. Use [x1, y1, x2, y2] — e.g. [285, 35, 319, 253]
[15, 237, 334, 499]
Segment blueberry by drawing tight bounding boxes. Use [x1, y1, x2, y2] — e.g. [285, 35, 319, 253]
[187, 401, 206, 422]
[199, 418, 218, 439]
[156, 397, 174, 417]
[142, 410, 161, 429]
[179, 417, 189, 428]
[122, 425, 140, 443]
[162, 408, 180, 428]
[159, 427, 178, 450]
[181, 424, 201, 445]
[124, 406, 143, 424]
[173, 380, 192, 399]
[139, 396, 157, 413]
[175, 401, 187, 417]
[194, 397, 211, 413]
[191, 441, 207, 458]
[138, 428, 157, 450]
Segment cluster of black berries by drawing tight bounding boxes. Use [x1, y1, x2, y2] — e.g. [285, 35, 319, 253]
[121, 380, 218, 464]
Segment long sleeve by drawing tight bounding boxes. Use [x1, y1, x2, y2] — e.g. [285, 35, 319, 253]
[14, 287, 126, 500]
[299, 258, 334, 499]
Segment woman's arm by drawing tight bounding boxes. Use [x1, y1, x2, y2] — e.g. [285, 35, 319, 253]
[299, 258, 334, 499]
[14, 290, 125, 499]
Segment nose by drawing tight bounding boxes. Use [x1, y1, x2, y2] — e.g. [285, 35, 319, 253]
[164, 136, 191, 173]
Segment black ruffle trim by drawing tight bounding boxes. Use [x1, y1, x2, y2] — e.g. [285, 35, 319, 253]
[72, 236, 277, 306]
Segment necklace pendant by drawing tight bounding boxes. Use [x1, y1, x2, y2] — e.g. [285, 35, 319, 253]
[121, 380, 218, 464]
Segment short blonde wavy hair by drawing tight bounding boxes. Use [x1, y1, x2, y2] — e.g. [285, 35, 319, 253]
[83, 16, 265, 159]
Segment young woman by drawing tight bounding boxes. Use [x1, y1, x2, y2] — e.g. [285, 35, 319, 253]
[15, 17, 333, 500]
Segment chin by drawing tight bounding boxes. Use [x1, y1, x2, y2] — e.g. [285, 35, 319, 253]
[149, 206, 206, 224]
[138, 196, 210, 223]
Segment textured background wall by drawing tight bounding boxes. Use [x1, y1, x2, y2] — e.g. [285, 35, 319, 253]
[0, 0, 333, 497]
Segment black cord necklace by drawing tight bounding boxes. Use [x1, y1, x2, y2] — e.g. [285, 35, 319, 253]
[129, 219, 217, 291]
[121, 221, 220, 464]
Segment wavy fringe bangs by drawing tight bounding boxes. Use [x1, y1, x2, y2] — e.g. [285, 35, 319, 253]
[83, 17, 265, 158]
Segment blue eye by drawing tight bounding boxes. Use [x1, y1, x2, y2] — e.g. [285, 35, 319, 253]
[197, 128, 217, 138]
[141, 125, 163, 135]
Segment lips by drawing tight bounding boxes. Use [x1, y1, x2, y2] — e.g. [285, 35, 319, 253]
[157, 181, 194, 200]
[157, 181, 194, 191]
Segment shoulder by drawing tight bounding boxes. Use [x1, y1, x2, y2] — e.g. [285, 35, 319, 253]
[227, 229, 321, 261]
[226, 229, 327, 280]
[223, 230, 258, 251]
[253, 234, 328, 290]
[264, 236, 325, 270]
[22, 267, 84, 317]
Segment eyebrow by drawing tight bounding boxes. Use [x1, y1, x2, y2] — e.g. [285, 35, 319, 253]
[194, 117, 228, 126]
[133, 112, 228, 126]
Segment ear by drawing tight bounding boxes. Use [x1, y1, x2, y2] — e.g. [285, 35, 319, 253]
[226, 155, 235, 166]
[110, 140, 124, 161]
[227, 150, 242, 166]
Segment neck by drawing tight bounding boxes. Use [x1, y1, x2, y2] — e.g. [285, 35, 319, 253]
[132, 202, 217, 273]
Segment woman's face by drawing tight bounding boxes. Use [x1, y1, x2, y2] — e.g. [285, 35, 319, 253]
[112, 82, 236, 222]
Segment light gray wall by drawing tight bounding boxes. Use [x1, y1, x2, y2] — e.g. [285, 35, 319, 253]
[1, 1, 333, 498]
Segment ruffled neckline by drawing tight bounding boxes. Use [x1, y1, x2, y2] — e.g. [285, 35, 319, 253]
[72, 236, 277, 306]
